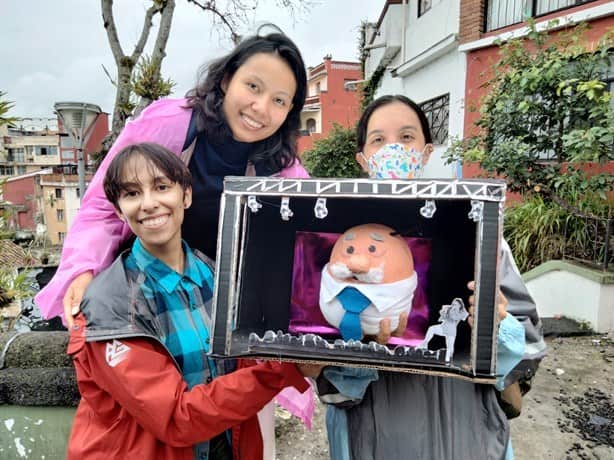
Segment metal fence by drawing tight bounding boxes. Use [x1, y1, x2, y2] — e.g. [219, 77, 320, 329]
[563, 215, 613, 271]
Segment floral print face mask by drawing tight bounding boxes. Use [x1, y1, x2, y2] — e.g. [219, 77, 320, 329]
[361, 143, 427, 179]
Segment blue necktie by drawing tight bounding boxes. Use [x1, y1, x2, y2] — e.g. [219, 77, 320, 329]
[336, 287, 371, 340]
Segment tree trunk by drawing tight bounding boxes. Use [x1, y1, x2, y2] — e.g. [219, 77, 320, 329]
[133, 0, 176, 118]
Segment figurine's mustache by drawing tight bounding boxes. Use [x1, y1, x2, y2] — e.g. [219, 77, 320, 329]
[329, 262, 384, 284]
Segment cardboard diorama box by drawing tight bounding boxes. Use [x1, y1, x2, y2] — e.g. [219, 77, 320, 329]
[211, 177, 506, 382]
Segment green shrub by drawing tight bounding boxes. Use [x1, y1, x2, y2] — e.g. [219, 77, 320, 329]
[302, 124, 363, 178]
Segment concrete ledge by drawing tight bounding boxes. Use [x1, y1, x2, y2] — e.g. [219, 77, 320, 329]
[523, 260, 614, 285]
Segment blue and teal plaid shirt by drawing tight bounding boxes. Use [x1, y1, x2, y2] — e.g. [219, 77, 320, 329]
[125, 238, 216, 389]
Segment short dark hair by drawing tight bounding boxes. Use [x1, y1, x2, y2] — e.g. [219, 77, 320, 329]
[103, 143, 191, 208]
[356, 95, 433, 152]
[186, 33, 307, 174]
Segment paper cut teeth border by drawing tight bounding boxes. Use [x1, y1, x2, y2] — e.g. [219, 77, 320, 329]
[248, 330, 446, 361]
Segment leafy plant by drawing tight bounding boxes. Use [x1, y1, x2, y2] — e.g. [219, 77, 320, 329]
[0, 91, 19, 128]
[302, 124, 363, 178]
[445, 21, 614, 205]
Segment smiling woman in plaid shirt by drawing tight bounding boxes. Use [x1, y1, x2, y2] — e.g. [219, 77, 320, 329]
[66, 143, 313, 460]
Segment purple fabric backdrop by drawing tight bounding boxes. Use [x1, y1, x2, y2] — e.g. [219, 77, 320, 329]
[289, 231, 432, 346]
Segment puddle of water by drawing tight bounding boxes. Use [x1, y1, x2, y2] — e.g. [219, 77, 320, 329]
[0, 406, 75, 460]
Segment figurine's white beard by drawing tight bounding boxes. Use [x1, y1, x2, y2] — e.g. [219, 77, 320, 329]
[328, 262, 385, 284]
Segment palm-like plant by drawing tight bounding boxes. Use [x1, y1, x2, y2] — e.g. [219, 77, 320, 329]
[0, 91, 19, 128]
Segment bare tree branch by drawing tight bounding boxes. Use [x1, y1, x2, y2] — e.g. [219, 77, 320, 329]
[186, 0, 242, 44]
[101, 0, 125, 62]
[150, 0, 176, 68]
[101, 63, 117, 86]
[130, 2, 164, 63]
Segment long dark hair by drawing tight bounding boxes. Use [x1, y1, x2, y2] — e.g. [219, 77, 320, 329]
[186, 33, 307, 173]
[356, 95, 433, 152]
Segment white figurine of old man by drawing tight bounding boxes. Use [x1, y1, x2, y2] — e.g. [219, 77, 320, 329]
[418, 298, 469, 362]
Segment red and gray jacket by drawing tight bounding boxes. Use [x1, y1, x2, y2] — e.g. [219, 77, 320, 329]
[67, 252, 309, 460]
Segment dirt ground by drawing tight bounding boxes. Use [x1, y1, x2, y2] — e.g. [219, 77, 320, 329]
[275, 334, 614, 460]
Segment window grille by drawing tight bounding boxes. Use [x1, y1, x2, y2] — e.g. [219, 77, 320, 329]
[420, 94, 450, 145]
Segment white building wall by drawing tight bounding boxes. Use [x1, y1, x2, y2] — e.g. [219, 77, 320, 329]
[65, 186, 81, 230]
[365, 0, 463, 178]
[526, 270, 614, 333]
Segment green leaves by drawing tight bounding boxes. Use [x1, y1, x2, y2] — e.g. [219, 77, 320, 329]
[0, 91, 19, 128]
[302, 124, 363, 178]
[446, 21, 613, 270]
[446, 21, 613, 199]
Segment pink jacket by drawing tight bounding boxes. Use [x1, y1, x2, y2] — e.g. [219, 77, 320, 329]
[35, 97, 308, 320]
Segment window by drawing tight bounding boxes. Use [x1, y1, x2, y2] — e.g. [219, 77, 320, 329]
[7, 148, 25, 162]
[344, 79, 358, 91]
[306, 118, 317, 134]
[34, 146, 58, 156]
[0, 165, 15, 175]
[55, 188, 63, 199]
[316, 82, 321, 94]
[56, 209, 64, 222]
[420, 94, 450, 145]
[418, 0, 432, 17]
[486, 0, 596, 31]
[58, 232, 66, 243]
[76, 187, 81, 198]
[16, 166, 26, 175]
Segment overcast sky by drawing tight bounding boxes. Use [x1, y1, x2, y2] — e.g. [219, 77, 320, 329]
[1, 0, 385, 119]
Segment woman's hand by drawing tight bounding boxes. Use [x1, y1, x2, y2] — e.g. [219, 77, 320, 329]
[63, 271, 94, 328]
[466, 281, 508, 327]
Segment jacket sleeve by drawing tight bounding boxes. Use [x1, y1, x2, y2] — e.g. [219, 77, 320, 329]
[279, 159, 310, 178]
[72, 336, 309, 447]
[494, 314, 525, 390]
[499, 239, 547, 389]
[34, 99, 191, 321]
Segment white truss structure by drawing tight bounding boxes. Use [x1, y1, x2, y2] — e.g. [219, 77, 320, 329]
[224, 177, 506, 202]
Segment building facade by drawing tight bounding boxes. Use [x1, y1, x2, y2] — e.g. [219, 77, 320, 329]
[297, 56, 362, 154]
[58, 111, 109, 166]
[363, 0, 464, 178]
[1, 169, 51, 236]
[1, 167, 90, 245]
[0, 118, 61, 178]
[460, 0, 614, 137]
[363, 0, 613, 178]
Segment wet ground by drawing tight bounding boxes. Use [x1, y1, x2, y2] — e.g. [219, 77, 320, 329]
[275, 334, 614, 460]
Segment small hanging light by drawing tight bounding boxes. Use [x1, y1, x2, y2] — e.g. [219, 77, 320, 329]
[314, 197, 328, 219]
[247, 195, 262, 213]
[420, 200, 437, 218]
[468, 200, 484, 222]
[280, 196, 293, 221]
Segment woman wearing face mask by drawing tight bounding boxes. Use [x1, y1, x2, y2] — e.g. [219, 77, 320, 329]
[316, 95, 546, 460]
[356, 95, 434, 180]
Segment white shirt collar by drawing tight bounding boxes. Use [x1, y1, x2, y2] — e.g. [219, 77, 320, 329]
[320, 264, 418, 313]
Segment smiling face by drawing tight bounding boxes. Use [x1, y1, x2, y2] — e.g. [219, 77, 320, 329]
[356, 101, 433, 172]
[115, 154, 192, 261]
[221, 52, 296, 143]
[328, 224, 415, 284]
